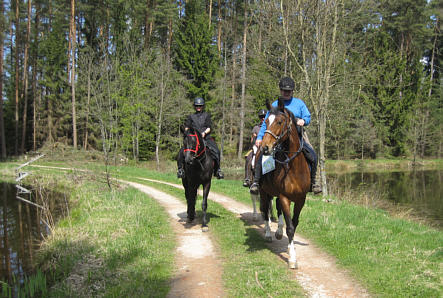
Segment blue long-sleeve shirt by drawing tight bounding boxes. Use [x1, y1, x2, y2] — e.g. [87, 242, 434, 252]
[256, 97, 311, 141]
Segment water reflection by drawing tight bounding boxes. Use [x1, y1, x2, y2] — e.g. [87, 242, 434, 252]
[227, 168, 442, 227]
[329, 170, 443, 227]
[0, 182, 64, 286]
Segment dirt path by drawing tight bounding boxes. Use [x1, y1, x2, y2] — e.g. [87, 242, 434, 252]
[32, 165, 369, 296]
[124, 181, 224, 298]
[137, 178, 370, 297]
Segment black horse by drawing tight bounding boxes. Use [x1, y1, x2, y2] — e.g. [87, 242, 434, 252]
[181, 126, 214, 231]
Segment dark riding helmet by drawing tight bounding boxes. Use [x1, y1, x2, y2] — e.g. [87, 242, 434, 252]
[279, 77, 295, 91]
[258, 109, 267, 118]
[194, 97, 205, 106]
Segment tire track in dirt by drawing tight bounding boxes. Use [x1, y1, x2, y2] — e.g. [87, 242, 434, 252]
[137, 178, 370, 298]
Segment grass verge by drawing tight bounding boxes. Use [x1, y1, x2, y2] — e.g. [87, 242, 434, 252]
[1, 167, 175, 297]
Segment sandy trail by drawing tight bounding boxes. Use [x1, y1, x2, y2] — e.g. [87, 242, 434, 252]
[125, 181, 224, 298]
[137, 178, 370, 298]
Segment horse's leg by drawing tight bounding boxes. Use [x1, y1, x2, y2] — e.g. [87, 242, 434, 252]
[278, 196, 297, 269]
[291, 195, 306, 234]
[186, 186, 197, 222]
[286, 195, 306, 269]
[275, 197, 284, 240]
[201, 181, 211, 232]
[260, 192, 272, 242]
[270, 198, 277, 222]
[251, 193, 259, 221]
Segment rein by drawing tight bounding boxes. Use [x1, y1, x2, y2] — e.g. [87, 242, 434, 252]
[184, 133, 206, 159]
[265, 112, 304, 165]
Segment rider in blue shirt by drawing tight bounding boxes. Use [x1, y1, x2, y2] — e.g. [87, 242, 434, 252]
[249, 77, 322, 194]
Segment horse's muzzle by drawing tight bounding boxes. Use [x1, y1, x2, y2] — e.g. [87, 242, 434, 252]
[184, 155, 195, 165]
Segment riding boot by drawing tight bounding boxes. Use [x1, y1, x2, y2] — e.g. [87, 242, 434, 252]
[309, 161, 322, 194]
[214, 160, 224, 179]
[249, 154, 262, 194]
[177, 148, 185, 179]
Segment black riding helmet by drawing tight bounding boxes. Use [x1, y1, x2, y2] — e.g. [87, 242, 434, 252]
[258, 109, 267, 118]
[279, 77, 295, 91]
[194, 97, 205, 106]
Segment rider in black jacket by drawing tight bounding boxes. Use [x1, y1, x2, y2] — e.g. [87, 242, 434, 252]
[177, 97, 224, 179]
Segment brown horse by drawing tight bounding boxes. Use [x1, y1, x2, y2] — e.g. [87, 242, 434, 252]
[258, 98, 311, 269]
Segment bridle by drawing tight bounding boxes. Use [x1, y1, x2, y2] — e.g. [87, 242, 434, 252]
[264, 110, 303, 165]
[184, 132, 206, 160]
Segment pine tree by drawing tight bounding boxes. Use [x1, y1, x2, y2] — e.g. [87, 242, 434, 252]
[173, 0, 219, 100]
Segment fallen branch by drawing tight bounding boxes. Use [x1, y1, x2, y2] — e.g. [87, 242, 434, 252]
[255, 271, 273, 298]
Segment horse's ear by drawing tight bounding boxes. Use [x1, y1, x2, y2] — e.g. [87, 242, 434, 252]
[278, 96, 285, 111]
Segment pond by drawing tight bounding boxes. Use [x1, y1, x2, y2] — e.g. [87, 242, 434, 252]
[0, 182, 66, 288]
[227, 167, 442, 228]
[328, 169, 442, 228]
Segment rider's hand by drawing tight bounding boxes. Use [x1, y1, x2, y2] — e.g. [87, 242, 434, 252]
[297, 119, 305, 126]
[255, 139, 262, 147]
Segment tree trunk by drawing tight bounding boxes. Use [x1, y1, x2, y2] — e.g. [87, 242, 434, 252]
[237, 0, 247, 160]
[155, 64, 165, 170]
[208, 0, 212, 27]
[84, 57, 91, 150]
[167, 18, 172, 62]
[70, 0, 77, 148]
[0, 0, 6, 158]
[20, 0, 32, 154]
[32, 1, 40, 152]
[217, 0, 222, 52]
[14, 0, 20, 155]
[229, 47, 236, 144]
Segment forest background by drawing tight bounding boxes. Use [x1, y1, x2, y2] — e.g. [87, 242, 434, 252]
[0, 0, 441, 171]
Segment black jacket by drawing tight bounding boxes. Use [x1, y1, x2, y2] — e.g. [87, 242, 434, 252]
[185, 112, 212, 136]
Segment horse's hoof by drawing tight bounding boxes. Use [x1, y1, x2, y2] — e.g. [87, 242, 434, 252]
[202, 226, 209, 232]
[288, 261, 298, 269]
[187, 217, 194, 223]
[265, 235, 272, 242]
[275, 231, 283, 240]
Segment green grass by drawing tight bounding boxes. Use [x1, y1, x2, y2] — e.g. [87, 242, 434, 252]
[137, 179, 305, 297]
[300, 199, 442, 296]
[15, 172, 176, 297]
[3, 161, 442, 297]
[112, 167, 442, 297]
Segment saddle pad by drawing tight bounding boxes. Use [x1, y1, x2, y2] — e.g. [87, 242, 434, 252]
[262, 155, 275, 175]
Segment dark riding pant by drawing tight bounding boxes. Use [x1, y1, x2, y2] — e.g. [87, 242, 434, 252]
[205, 137, 221, 173]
